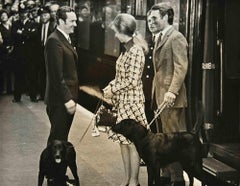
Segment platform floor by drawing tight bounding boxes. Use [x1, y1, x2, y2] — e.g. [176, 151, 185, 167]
[0, 95, 201, 186]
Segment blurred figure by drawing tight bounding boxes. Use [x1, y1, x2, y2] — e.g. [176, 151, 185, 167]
[25, 6, 41, 103]
[29, 6, 40, 23]
[8, 9, 19, 24]
[37, 6, 55, 101]
[44, 6, 78, 143]
[77, 5, 90, 22]
[0, 9, 14, 95]
[103, 13, 148, 186]
[49, 2, 59, 28]
[11, 6, 30, 102]
[74, 4, 90, 54]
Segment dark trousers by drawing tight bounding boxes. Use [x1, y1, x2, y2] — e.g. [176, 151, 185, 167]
[13, 62, 25, 101]
[46, 104, 74, 144]
[38, 61, 46, 99]
[27, 64, 38, 101]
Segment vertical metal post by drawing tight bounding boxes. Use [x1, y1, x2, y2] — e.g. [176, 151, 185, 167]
[202, 0, 216, 143]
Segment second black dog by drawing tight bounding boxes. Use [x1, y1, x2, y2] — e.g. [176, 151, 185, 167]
[38, 140, 80, 186]
[112, 119, 203, 186]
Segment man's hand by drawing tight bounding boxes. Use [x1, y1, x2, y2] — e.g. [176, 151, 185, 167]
[64, 99, 76, 114]
[164, 92, 176, 107]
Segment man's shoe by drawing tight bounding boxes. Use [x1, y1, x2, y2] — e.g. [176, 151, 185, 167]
[171, 180, 185, 186]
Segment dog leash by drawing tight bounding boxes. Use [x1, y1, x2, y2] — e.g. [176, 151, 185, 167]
[148, 101, 167, 129]
[78, 99, 102, 143]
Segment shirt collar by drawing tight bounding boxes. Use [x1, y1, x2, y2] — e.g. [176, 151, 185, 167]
[57, 27, 69, 41]
[161, 25, 172, 38]
[124, 38, 134, 51]
[153, 25, 172, 43]
[43, 21, 50, 26]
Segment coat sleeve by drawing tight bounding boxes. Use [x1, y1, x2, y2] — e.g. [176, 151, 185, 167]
[45, 37, 73, 102]
[168, 34, 188, 95]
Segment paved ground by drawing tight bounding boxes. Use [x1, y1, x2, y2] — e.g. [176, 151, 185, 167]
[0, 95, 148, 186]
[0, 94, 201, 186]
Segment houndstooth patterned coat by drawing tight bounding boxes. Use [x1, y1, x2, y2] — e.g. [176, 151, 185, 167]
[107, 39, 148, 144]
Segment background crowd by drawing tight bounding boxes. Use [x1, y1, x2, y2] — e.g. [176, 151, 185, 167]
[0, 0, 70, 102]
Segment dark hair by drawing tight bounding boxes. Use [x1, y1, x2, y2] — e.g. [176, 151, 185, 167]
[0, 9, 9, 18]
[56, 6, 74, 24]
[148, 3, 174, 25]
[38, 6, 51, 15]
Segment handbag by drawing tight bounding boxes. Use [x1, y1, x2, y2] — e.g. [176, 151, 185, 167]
[95, 105, 117, 127]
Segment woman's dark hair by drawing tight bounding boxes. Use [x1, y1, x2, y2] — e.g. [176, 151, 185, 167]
[148, 3, 174, 25]
[56, 6, 74, 24]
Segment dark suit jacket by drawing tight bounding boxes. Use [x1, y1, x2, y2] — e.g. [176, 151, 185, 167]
[44, 29, 79, 106]
[152, 27, 188, 108]
[11, 19, 35, 60]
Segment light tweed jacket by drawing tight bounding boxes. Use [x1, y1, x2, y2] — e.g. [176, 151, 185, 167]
[152, 27, 188, 108]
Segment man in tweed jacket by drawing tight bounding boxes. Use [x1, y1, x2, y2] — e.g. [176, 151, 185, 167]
[147, 3, 188, 186]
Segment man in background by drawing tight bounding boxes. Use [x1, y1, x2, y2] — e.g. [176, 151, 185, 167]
[37, 6, 55, 101]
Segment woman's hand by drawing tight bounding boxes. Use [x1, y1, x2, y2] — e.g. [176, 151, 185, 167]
[103, 85, 113, 99]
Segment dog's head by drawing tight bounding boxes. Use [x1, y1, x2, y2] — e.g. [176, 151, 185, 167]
[49, 140, 67, 164]
[112, 119, 148, 142]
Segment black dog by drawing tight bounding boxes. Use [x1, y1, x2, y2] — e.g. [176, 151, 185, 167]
[38, 140, 80, 186]
[112, 119, 203, 186]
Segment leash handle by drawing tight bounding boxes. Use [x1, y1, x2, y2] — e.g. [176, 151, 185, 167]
[148, 101, 167, 129]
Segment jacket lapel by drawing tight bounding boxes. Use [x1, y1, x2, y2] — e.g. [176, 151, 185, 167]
[56, 30, 78, 62]
[154, 27, 174, 51]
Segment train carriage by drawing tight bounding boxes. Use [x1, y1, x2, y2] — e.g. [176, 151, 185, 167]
[63, 0, 240, 185]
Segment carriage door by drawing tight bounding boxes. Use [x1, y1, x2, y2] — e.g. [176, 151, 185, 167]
[214, 0, 240, 143]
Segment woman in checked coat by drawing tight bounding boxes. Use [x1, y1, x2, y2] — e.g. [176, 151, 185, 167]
[103, 13, 148, 186]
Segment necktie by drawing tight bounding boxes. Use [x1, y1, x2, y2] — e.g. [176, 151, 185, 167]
[159, 32, 162, 42]
[68, 36, 71, 44]
[152, 35, 155, 44]
[42, 24, 46, 45]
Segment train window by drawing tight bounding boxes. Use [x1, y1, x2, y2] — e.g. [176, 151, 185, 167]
[136, 20, 146, 40]
[103, 1, 121, 57]
[126, 0, 135, 15]
[136, 0, 147, 16]
[75, 1, 91, 49]
[74, 0, 151, 58]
